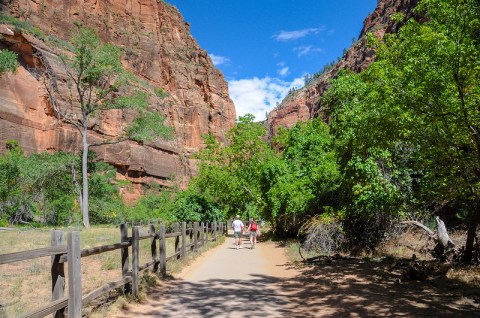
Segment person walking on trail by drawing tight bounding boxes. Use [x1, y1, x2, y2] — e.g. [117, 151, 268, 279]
[232, 215, 244, 250]
[246, 218, 259, 249]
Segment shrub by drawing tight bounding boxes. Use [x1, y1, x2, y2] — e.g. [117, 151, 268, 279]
[299, 214, 344, 256]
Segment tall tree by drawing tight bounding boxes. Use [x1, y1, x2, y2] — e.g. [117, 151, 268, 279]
[373, 0, 480, 260]
[193, 114, 272, 218]
[266, 119, 340, 234]
[324, 0, 480, 259]
[36, 26, 172, 227]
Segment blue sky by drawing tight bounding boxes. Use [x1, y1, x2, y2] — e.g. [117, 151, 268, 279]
[167, 0, 378, 121]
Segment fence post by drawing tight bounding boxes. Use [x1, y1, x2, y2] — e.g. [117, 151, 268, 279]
[173, 223, 180, 259]
[120, 223, 131, 295]
[159, 223, 166, 276]
[181, 222, 187, 259]
[213, 222, 217, 241]
[204, 222, 207, 244]
[200, 222, 205, 246]
[193, 222, 199, 251]
[51, 230, 65, 318]
[67, 231, 82, 318]
[149, 222, 158, 273]
[189, 222, 194, 251]
[132, 226, 139, 297]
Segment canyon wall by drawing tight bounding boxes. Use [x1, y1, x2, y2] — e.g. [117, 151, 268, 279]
[266, 0, 419, 137]
[0, 0, 236, 189]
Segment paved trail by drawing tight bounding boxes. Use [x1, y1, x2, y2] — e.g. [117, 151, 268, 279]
[110, 233, 299, 318]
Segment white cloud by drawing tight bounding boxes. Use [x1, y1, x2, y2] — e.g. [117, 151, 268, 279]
[294, 45, 324, 57]
[228, 76, 305, 121]
[278, 67, 289, 77]
[273, 27, 325, 41]
[209, 54, 230, 66]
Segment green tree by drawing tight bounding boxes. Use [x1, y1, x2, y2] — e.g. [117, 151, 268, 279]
[171, 190, 224, 222]
[266, 119, 340, 235]
[87, 161, 125, 224]
[36, 26, 172, 228]
[192, 114, 273, 220]
[373, 0, 480, 260]
[323, 70, 413, 250]
[0, 142, 28, 224]
[0, 142, 81, 225]
[192, 115, 339, 235]
[24, 151, 78, 225]
[324, 0, 480, 258]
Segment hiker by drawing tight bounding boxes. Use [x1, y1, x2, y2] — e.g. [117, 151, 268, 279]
[231, 215, 244, 249]
[246, 218, 259, 249]
[261, 218, 265, 227]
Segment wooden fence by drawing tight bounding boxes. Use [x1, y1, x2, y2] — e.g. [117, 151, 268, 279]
[0, 221, 226, 318]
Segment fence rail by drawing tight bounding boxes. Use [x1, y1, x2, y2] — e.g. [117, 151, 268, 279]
[0, 221, 226, 318]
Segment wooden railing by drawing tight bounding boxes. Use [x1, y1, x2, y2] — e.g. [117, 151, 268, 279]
[0, 221, 226, 318]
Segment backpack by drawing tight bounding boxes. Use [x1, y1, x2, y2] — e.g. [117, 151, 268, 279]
[251, 222, 257, 231]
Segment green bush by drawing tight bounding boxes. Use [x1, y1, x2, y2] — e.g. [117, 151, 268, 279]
[125, 192, 176, 223]
[171, 190, 224, 222]
[0, 50, 19, 75]
[88, 162, 125, 224]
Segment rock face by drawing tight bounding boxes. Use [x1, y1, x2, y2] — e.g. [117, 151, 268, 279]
[0, 0, 236, 189]
[266, 0, 418, 138]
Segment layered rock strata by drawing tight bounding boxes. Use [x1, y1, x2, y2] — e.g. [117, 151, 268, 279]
[0, 0, 236, 189]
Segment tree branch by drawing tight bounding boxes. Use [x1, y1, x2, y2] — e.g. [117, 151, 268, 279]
[400, 220, 434, 237]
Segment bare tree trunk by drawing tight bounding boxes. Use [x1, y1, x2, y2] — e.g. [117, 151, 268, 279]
[464, 208, 479, 262]
[400, 221, 434, 237]
[81, 126, 90, 228]
[435, 216, 454, 248]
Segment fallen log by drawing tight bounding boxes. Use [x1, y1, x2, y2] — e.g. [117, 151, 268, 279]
[0, 227, 16, 231]
[400, 217, 458, 261]
[400, 221, 434, 237]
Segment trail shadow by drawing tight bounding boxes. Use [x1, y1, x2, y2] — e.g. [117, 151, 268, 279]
[282, 256, 480, 317]
[122, 275, 292, 317]
[119, 255, 480, 318]
[116, 257, 480, 318]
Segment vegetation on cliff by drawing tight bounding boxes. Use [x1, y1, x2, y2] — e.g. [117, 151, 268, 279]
[0, 47, 17, 75]
[34, 26, 173, 228]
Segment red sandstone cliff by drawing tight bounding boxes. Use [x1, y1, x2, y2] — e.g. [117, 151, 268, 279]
[266, 0, 418, 138]
[0, 0, 236, 190]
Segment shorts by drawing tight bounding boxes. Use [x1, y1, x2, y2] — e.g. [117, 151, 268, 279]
[249, 230, 257, 238]
[234, 231, 242, 239]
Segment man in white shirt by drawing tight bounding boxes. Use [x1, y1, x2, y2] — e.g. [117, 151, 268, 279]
[231, 215, 244, 250]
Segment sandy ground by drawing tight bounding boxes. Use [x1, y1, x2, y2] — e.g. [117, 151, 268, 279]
[108, 233, 480, 318]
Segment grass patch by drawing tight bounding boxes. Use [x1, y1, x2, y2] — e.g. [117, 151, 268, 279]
[0, 13, 72, 50]
[0, 225, 227, 317]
